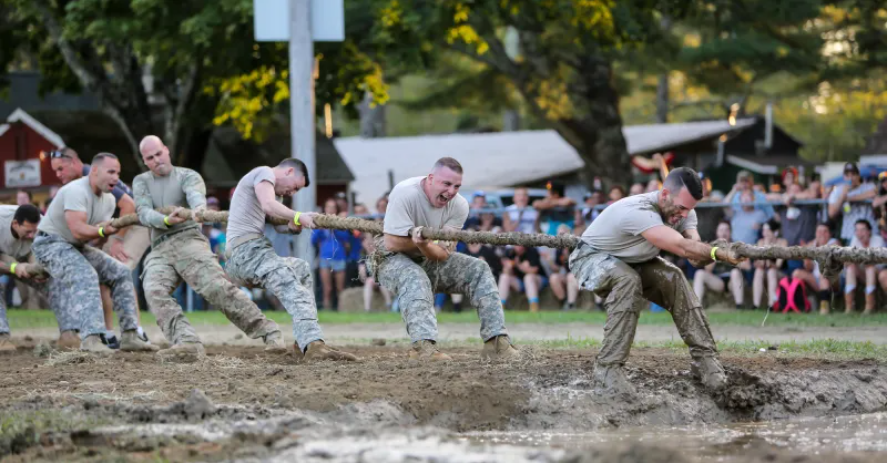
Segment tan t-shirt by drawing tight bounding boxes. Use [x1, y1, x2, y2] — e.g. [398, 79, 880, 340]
[383, 176, 469, 237]
[39, 177, 115, 244]
[580, 190, 697, 263]
[227, 166, 276, 246]
[0, 206, 34, 260]
[133, 167, 207, 243]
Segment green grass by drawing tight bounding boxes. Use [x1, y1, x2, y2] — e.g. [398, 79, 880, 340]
[6, 308, 886, 330]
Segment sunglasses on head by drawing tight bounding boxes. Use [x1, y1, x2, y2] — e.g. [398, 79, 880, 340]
[49, 150, 70, 159]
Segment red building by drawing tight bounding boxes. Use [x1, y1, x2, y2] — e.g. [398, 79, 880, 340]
[0, 108, 65, 198]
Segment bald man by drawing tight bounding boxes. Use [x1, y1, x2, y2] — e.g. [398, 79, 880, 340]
[33, 153, 157, 353]
[134, 136, 285, 361]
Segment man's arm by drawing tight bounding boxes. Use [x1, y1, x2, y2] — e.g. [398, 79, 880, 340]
[502, 210, 516, 232]
[383, 229, 452, 261]
[65, 211, 119, 242]
[133, 175, 168, 229]
[114, 194, 135, 238]
[254, 181, 317, 231]
[828, 185, 845, 218]
[682, 228, 709, 268]
[182, 170, 208, 210]
[642, 225, 743, 265]
[847, 188, 876, 202]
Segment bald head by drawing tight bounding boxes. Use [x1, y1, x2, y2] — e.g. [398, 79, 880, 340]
[139, 135, 173, 176]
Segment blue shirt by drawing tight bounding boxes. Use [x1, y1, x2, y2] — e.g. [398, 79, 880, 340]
[731, 208, 769, 244]
[311, 229, 351, 260]
[731, 190, 774, 220]
[347, 232, 363, 262]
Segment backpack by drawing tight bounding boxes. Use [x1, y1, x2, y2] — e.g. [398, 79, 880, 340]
[772, 277, 811, 313]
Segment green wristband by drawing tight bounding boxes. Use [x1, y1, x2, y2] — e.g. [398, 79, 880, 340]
[710, 246, 718, 261]
[9, 262, 17, 275]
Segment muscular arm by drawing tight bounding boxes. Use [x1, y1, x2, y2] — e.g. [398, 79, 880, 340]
[133, 175, 168, 229]
[383, 231, 452, 262]
[682, 228, 709, 268]
[255, 181, 298, 221]
[642, 225, 735, 264]
[65, 210, 107, 242]
[114, 194, 135, 238]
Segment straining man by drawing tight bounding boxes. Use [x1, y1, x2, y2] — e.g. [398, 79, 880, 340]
[570, 167, 744, 394]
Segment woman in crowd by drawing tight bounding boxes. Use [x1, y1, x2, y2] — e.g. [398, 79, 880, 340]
[693, 221, 748, 310]
[547, 224, 579, 310]
[753, 220, 788, 310]
[311, 198, 352, 309]
[791, 223, 840, 315]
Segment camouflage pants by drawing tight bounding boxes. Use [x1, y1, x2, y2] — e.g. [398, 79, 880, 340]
[372, 252, 508, 343]
[569, 245, 718, 366]
[225, 238, 322, 350]
[142, 228, 281, 345]
[33, 233, 138, 339]
[0, 277, 65, 334]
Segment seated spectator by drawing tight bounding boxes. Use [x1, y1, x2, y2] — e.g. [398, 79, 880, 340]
[464, 191, 488, 230]
[374, 195, 389, 221]
[359, 233, 393, 312]
[503, 187, 540, 234]
[792, 223, 840, 315]
[693, 221, 748, 309]
[629, 183, 645, 196]
[607, 185, 625, 204]
[844, 219, 886, 314]
[533, 182, 576, 235]
[753, 220, 788, 310]
[499, 245, 545, 312]
[312, 198, 352, 309]
[728, 190, 768, 244]
[547, 225, 578, 310]
[724, 170, 775, 220]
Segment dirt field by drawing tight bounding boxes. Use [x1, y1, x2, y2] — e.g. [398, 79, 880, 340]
[1, 328, 886, 462]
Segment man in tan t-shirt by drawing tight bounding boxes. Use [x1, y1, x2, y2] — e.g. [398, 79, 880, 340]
[369, 157, 518, 361]
[570, 167, 744, 394]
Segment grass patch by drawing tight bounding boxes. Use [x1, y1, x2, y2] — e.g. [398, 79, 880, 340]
[7, 308, 886, 330]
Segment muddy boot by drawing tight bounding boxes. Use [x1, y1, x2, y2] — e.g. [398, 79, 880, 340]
[57, 330, 81, 350]
[0, 333, 15, 352]
[481, 335, 520, 361]
[408, 340, 452, 361]
[80, 334, 114, 354]
[592, 363, 636, 396]
[157, 342, 205, 363]
[819, 300, 830, 316]
[263, 331, 288, 354]
[299, 341, 358, 362]
[119, 330, 160, 352]
[691, 357, 727, 391]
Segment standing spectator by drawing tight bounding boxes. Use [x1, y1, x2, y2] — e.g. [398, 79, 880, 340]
[724, 170, 775, 220]
[844, 219, 886, 314]
[375, 194, 389, 219]
[576, 189, 603, 229]
[607, 185, 625, 204]
[873, 171, 886, 222]
[780, 182, 818, 274]
[693, 221, 748, 310]
[727, 190, 768, 244]
[752, 221, 788, 310]
[334, 191, 349, 215]
[533, 182, 576, 235]
[629, 183, 645, 196]
[359, 233, 393, 312]
[503, 187, 539, 234]
[312, 199, 351, 310]
[354, 203, 369, 217]
[547, 225, 579, 310]
[15, 190, 32, 206]
[828, 162, 878, 243]
[792, 223, 840, 315]
[498, 245, 546, 312]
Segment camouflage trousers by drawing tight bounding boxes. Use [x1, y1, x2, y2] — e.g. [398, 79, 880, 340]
[370, 251, 508, 343]
[225, 237, 322, 350]
[32, 233, 138, 339]
[142, 228, 281, 345]
[569, 244, 718, 366]
[0, 276, 68, 334]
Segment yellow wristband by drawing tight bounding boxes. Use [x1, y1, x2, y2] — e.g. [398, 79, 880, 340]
[9, 262, 17, 275]
[293, 212, 301, 226]
[98, 227, 105, 238]
[710, 246, 718, 261]
[163, 216, 171, 226]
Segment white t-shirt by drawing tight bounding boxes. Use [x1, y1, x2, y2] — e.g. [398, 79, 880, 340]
[850, 234, 886, 249]
[505, 204, 539, 234]
[38, 176, 115, 244]
[0, 206, 34, 260]
[383, 176, 469, 237]
[829, 183, 878, 241]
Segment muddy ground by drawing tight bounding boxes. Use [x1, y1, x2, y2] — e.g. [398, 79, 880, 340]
[1, 339, 885, 462]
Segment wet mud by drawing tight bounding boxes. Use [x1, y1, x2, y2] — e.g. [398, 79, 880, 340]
[0, 344, 884, 462]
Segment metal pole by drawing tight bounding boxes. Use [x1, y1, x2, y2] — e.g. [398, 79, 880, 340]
[290, 0, 315, 265]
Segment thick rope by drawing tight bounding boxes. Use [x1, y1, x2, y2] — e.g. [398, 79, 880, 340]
[25, 209, 885, 279]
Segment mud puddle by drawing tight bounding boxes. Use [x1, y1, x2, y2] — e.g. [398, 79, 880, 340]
[461, 412, 887, 462]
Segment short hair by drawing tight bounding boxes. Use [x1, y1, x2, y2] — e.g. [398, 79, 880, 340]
[433, 157, 463, 175]
[765, 219, 781, 233]
[16, 189, 32, 200]
[13, 204, 41, 225]
[277, 158, 311, 187]
[717, 220, 732, 230]
[92, 152, 119, 167]
[61, 146, 80, 160]
[855, 219, 872, 232]
[664, 167, 704, 200]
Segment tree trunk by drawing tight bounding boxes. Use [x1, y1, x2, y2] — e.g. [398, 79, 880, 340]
[655, 73, 669, 123]
[175, 127, 213, 172]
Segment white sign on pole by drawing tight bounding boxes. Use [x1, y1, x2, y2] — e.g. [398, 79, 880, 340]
[254, 0, 344, 42]
[5, 159, 41, 188]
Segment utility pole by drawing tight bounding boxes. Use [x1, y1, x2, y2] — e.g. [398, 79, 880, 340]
[290, 0, 315, 266]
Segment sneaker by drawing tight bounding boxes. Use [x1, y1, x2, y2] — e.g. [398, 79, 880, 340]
[298, 340, 358, 362]
[691, 357, 727, 390]
[100, 333, 120, 350]
[157, 342, 205, 363]
[58, 330, 81, 350]
[481, 335, 520, 360]
[264, 331, 288, 354]
[408, 340, 452, 361]
[119, 330, 160, 352]
[592, 363, 637, 396]
[0, 333, 15, 352]
[81, 334, 115, 354]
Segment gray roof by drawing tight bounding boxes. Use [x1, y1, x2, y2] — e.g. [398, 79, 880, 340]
[336, 118, 757, 205]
